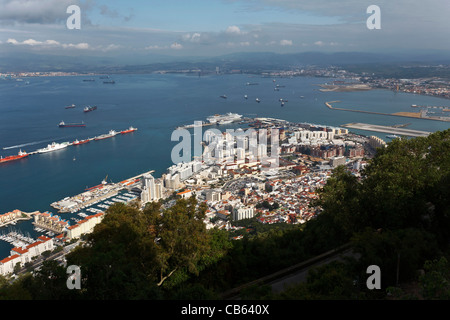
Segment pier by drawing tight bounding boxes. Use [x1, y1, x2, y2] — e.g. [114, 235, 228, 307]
[50, 170, 150, 213]
[341, 123, 431, 137]
[325, 102, 450, 122]
[0, 230, 35, 248]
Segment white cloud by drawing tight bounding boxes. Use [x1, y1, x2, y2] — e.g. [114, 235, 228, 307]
[170, 42, 183, 50]
[280, 39, 293, 46]
[62, 42, 89, 50]
[102, 44, 122, 51]
[44, 39, 60, 46]
[6, 38, 18, 44]
[145, 44, 166, 50]
[182, 32, 202, 43]
[225, 25, 241, 35]
[22, 38, 42, 46]
[6, 37, 89, 49]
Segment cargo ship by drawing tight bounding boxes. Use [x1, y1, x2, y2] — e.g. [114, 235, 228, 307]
[72, 139, 90, 145]
[65, 104, 76, 109]
[85, 175, 109, 191]
[94, 130, 118, 141]
[120, 126, 138, 134]
[37, 142, 70, 153]
[59, 121, 86, 127]
[0, 150, 28, 163]
[84, 105, 97, 113]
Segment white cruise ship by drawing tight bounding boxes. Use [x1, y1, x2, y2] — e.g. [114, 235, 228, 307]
[37, 142, 70, 153]
[207, 113, 242, 124]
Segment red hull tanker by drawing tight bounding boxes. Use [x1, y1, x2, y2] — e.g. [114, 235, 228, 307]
[120, 126, 138, 134]
[73, 139, 90, 145]
[0, 150, 28, 163]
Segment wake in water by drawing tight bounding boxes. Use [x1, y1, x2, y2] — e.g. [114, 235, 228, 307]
[3, 137, 72, 150]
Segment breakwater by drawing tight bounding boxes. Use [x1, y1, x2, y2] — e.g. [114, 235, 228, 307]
[325, 101, 449, 122]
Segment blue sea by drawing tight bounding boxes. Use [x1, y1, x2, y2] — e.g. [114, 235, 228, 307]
[0, 73, 449, 258]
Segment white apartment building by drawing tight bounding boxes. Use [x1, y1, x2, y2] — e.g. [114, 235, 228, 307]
[66, 212, 104, 240]
[0, 235, 54, 276]
[233, 205, 255, 221]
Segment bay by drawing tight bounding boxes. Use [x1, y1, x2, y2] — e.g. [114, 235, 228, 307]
[0, 73, 449, 259]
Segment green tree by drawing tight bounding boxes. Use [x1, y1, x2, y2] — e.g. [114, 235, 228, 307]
[67, 203, 161, 299]
[419, 257, 450, 299]
[154, 197, 210, 288]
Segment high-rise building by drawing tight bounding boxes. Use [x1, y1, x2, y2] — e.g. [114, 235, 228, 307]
[141, 173, 163, 203]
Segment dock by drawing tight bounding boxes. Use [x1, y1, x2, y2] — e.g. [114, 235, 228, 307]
[341, 123, 431, 137]
[50, 170, 151, 213]
[325, 102, 450, 122]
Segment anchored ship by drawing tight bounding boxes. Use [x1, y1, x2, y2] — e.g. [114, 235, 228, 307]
[0, 150, 28, 163]
[84, 105, 97, 113]
[94, 130, 118, 141]
[73, 139, 90, 145]
[120, 127, 138, 134]
[37, 142, 70, 153]
[59, 121, 86, 127]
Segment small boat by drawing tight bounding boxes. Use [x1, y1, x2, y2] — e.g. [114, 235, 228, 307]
[256, 98, 260, 103]
[386, 135, 400, 139]
[65, 104, 76, 109]
[220, 95, 227, 99]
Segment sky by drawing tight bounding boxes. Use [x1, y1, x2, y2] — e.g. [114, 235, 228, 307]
[0, 0, 449, 64]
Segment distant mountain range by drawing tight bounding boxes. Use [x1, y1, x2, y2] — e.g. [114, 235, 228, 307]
[2, 50, 450, 74]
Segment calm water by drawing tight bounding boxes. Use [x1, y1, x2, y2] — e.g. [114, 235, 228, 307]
[0, 73, 449, 258]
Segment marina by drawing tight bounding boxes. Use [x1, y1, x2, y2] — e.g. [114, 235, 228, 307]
[0, 230, 35, 248]
[50, 171, 152, 214]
